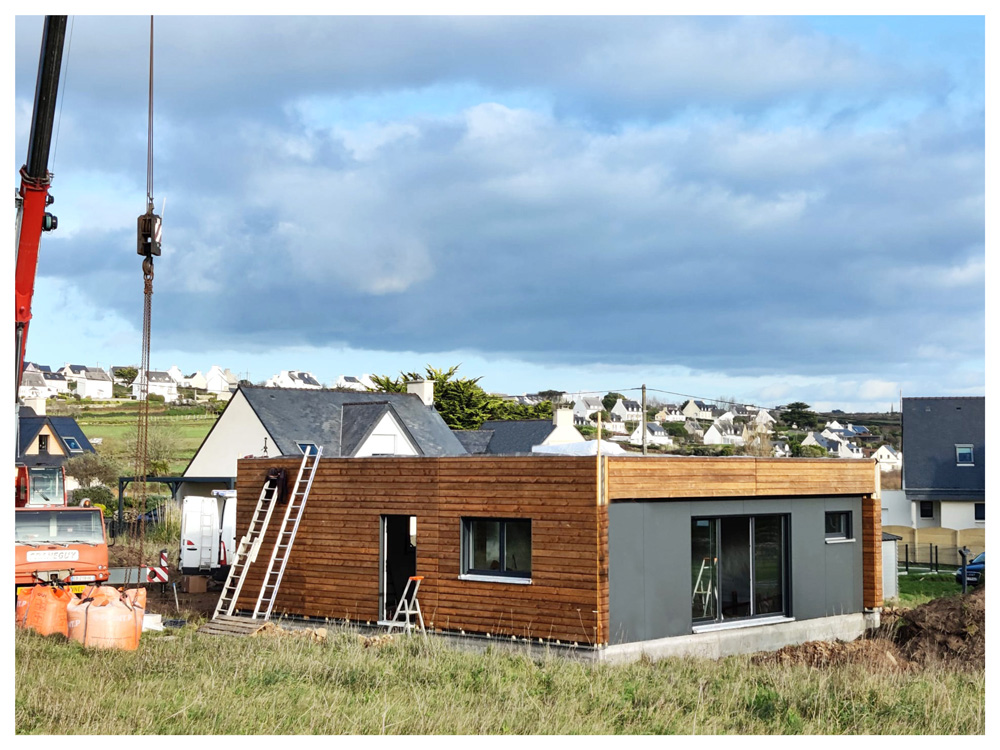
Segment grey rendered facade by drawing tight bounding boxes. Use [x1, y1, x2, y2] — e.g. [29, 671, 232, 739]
[608, 495, 863, 643]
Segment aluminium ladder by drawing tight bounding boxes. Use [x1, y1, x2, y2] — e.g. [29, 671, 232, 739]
[212, 472, 284, 619]
[385, 576, 426, 636]
[692, 557, 717, 619]
[253, 447, 323, 620]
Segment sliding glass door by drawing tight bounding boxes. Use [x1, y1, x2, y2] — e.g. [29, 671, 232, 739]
[691, 514, 787, 624]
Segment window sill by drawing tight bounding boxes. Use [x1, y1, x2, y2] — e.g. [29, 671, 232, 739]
[459, 574, 532, 585]
[825, 537, 856, 544]
[692, 615, 794, 634]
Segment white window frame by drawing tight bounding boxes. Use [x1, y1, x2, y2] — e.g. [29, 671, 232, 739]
[955, 444, 974, 466]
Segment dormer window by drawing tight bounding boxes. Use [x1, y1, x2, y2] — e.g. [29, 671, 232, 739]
[956, 444, 974, 466]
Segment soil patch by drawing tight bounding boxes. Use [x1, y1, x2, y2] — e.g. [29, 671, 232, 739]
[753, 587, 984, 671]
[885, 586, 984, 669]
[753, 636, 909, 670]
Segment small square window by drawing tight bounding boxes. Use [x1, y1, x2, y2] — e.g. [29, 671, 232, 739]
[462, 518, 531, 578]
[297, 442, 318, 455]
[975, 503, 985, 521]
[920, 501, 934, 519]
[37, 434, 49, 453]
[956, 445, 974, 465]
[63, 436, 82, 452]
[825, 511, 851, 540]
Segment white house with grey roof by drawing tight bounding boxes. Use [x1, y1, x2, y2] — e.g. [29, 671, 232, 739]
[58, 365, 112, 399]
[610, 398, 643, 423]
[205, 365, 239, 399]
[573, 395, 604, 420]
[629, 422, 674, 447]
[454, 408, 585, 455]
[873, 444, 902, 472]
[179, 381, 465, 498]
[265, 370, 322, 389]
[334, 373, 376, 391]
[132, 370, 179, 402]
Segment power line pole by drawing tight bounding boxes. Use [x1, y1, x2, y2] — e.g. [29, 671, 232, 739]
[641, 383, 647, 456]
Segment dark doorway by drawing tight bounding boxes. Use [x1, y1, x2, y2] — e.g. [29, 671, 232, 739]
[380, 515, 416, 621]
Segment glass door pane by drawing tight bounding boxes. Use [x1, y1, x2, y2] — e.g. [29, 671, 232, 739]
[719, 517, 751, 619]
[753, 516, 784, 616]
[691, 519, 718, 621]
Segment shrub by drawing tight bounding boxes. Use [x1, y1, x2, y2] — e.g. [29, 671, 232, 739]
[147, 393, 166, 403]
[72, 485, 114, 508]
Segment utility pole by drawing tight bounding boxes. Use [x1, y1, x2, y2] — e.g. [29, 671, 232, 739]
[641, 383, 647, 455]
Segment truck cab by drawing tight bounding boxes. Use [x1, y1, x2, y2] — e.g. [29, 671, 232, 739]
[15, 505, 110, 592]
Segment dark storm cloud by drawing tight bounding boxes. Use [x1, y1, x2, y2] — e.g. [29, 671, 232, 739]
[17, 15, 983, 383]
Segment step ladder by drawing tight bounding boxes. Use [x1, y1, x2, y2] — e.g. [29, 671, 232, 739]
[385, 576, 426, 636]
[212, 472, 284, 619]
[692, 557, 717, 619]
[253, 447, 323, 620]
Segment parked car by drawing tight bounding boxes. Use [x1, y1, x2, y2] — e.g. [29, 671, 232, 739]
[955, 551, 985, 586]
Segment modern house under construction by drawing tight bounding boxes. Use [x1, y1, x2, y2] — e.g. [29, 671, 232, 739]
[219, 453, 882, 661]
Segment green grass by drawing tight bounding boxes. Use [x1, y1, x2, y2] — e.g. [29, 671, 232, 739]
[894, 573, 964, 607]
[15, 626, 984, 734]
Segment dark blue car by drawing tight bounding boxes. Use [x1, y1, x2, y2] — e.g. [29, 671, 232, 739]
[955, 551, 985, 586]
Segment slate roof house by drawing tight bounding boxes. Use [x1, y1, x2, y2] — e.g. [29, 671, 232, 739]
[265, 370, 323, 389]
[180, 380, 464, 498]
[454, 408, 585, 455]
[226, 453, 882, 662]
[891, 396, 985, 563]
[17, 405, 95, 494]
[132, 370, 180, 402]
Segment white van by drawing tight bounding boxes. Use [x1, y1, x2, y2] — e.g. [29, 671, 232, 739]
[180, 490, 237, 577]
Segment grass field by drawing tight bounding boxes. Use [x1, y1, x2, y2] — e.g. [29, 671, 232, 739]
[894, 573, 966, 607]
[14, 625, 984, 735]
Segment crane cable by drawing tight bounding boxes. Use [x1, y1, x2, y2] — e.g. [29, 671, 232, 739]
[130, 16, 156, 573]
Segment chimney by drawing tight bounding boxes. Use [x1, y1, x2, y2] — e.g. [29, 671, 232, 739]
[24, 396, 46, 416]
[553, 406, 573, 428]
[406, 378, 435, 407]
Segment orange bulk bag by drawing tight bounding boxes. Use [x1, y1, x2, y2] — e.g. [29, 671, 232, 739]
[67, 585, 144, 650]
[15, 585, 75, 636]
[15, 586, 37, 628]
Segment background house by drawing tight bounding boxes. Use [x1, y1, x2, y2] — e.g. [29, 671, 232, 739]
[454, 408, 585, 455]
[334, 374, 376, 391]
[205, 365, 239, 400]
[132, 370, 179, 402]
[180, 381, 464, 499]
[874, 445, 902, 472]
[17, 404, 96, 495]
[629, 422, 673, 447]
[891, 396, 985, 564]
[610, 398, 642, 424]
[265, 370, 322, 389]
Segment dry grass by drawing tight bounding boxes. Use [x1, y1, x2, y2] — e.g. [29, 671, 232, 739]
[15, 625, 984, 735]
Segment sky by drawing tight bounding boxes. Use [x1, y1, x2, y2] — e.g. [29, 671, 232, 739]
[10, 11, 987, 413]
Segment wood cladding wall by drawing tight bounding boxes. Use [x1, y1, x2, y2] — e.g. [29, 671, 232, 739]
[234, 456, 608, 645]
[605, 456, 877, 500]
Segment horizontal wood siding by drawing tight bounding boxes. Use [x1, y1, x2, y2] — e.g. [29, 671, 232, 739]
[234, 456, 607, 644]
[606, 456, 877, 500]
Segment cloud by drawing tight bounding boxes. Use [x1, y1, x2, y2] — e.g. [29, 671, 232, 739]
[16, 15, 984, 409]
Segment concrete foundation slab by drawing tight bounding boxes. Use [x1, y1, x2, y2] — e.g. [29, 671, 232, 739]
[599, 613, 870, 664]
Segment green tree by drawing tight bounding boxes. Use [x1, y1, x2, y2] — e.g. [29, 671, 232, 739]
[371, 365, 553, 430]
[64, 450, 122, 488]
[781, 402, 817, 429]
[116, 367, 138, 386]
[797, 444, 827, 458]
[602, 392, 626, 412]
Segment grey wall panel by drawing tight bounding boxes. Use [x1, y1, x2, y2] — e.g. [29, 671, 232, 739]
[609, 494, 866, 645]
[608, 503, 646, 644]
[642, 501, 692, 640]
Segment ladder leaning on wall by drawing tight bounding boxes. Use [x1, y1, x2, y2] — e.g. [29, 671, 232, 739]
[253, 446, 323, 620]
[213, 468, 286, 619]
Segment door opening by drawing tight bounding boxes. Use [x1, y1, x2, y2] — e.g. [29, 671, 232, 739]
[380, 515, 417, 621]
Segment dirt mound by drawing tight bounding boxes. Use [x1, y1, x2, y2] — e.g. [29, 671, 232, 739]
[753, 637, 909, 670]
[887, 586, 984, 669]
[754, 588, 985, 671]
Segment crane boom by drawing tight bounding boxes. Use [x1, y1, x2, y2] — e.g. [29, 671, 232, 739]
[15, 15, 67, 399]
